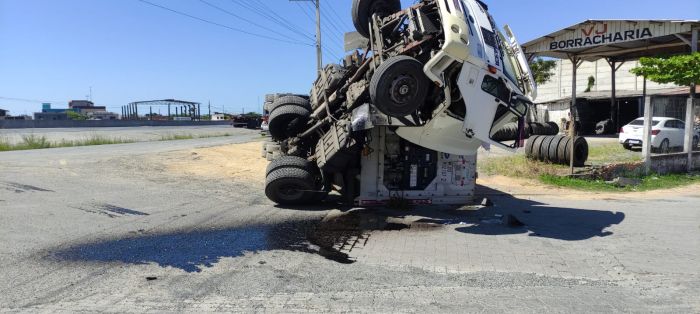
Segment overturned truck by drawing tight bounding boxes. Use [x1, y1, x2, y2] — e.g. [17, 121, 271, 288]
[262, 0, 536, 206]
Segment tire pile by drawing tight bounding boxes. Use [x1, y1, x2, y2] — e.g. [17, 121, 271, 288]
[526, 135, 589, 167]
[491, 121, 560, 141]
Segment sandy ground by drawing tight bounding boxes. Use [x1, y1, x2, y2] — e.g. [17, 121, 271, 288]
[157, 139, 699, 201]
[162, 141, 267, 186]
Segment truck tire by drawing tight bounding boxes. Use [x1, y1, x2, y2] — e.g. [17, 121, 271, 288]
[266, 156, 317, 176]
[526, 135, 540, 156]
[370, 55, 429, 118]
[268, 95, 310, 115]
[352, 0, 401, 38]
[268, 104, 311, 140]
[265, 168, 316, 205]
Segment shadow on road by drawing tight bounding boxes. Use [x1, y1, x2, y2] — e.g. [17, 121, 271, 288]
[53, 185, 624, 272]
[457, 185, 626, 241]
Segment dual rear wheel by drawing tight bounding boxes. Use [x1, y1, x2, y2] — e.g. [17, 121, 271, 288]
[265, 156, 327, 205]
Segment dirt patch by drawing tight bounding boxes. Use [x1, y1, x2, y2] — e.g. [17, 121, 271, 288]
[165, 141, 267, 185]
[478, 175, 700, 200]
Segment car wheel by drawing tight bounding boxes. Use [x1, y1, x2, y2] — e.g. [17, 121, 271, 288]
[370, 55, 429, 118]
[352, 0, 401, 38]
[659, 138, 670, 154]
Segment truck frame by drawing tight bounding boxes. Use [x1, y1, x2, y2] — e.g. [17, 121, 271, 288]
[262, 0, 536, 206]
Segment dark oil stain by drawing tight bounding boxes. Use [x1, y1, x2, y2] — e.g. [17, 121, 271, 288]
[52, 210, 444, 272]
[2, 182, 54, 193]
[71, 203, 148, 218]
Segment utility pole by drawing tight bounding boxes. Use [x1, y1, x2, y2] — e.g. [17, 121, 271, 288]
[291, 0, 322, 72]
[208, 101, 211, 120]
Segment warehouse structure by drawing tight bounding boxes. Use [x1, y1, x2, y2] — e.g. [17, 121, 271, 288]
[523, 19, 699, 173]
[523, 20, 699, 135]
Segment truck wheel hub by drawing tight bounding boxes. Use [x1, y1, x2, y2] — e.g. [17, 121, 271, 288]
[390, 75, 416, 104]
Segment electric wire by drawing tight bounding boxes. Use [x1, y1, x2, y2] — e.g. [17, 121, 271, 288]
[137, 0, 313, 47]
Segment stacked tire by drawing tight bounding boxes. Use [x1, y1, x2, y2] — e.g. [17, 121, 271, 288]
[528, 122, 559, 136]
[268, 95, 312, 141]
[526, 135, 588, 167]
[491, 122, 523, 141]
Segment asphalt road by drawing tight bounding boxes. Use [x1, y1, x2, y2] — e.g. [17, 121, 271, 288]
[1, 130, 698, 312]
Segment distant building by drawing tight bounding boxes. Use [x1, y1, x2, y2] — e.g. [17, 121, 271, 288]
[34, 112, 69, 120]
[87, 111, 119, 120]
[211, 113, 226, 121]
[68, 100, 94, 108]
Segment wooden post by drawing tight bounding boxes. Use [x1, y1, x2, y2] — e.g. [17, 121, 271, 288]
[568, 55, 582, 175]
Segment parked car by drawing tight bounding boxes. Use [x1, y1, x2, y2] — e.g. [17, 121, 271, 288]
[619, 117, 700, 153]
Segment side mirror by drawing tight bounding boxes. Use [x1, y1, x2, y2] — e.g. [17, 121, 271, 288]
[510, 94, 530, 117]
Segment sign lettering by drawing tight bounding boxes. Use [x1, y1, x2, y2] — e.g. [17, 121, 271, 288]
[549, 24, 654, 50]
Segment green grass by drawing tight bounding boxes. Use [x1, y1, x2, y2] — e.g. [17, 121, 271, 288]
[0, 132, 234, 152]
[540, 173, 700, 192]
[480, 144, 699, 192]
[587, 143, 642, 165]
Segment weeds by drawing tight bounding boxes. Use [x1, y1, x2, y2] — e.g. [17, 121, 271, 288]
[0, 132, 235, 152]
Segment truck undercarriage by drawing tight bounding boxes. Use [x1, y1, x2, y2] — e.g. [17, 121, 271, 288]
[262, 0, 535, 206]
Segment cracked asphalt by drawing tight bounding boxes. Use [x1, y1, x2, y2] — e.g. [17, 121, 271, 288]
[1, 128, 699, 312]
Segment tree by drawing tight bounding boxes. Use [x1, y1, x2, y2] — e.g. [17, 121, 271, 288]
[529, 58, 557, 85]
[66, 110, 88, 120]
[630, 52, 700, 97]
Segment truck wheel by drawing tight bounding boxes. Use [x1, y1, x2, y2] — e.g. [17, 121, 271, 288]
[268, 104, 311, 140]
[370, 55, 429, 118]
[352, 0, 401, 38]
[266, 156, 317, 176]
[265, 168, 316, 205]
[268, 95, 310, 115]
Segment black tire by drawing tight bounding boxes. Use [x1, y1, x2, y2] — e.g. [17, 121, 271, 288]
[265, 168, 316, 205]
[548, 135, 565, 162]
[525, 135, 540, 157]
[268, 95, 310, 115]
[557, 136, 570, 163]
[370, 55, 429, 117]
[268, 104, 311, 140]
[658, 138, 670, 154]
[546, 122, 560, 135]
[529, 135, 546, 160]
[539, 136, 555, 161]
[266, 156, 317, 176]
[572, 137, 589, 167]
[622, 143, 632, 150]
[352, 0, 401, 38]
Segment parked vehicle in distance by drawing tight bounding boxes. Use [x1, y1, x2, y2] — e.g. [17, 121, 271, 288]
[619, 117, 700, 153]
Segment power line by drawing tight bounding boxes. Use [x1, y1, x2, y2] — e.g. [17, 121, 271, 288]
[197, 0, 311, 44]
[325, 2, 353, 31]
[229, 0, 314, 43]
[295, 2, 342, 61]
[137, 0, 313, 47]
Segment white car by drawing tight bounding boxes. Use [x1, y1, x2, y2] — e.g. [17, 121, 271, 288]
[619, 117, 699, 153]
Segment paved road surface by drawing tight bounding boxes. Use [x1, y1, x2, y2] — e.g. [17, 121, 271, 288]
[1, 131, 698, 312]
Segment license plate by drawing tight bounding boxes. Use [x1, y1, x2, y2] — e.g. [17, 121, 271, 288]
[629, 140, 641, 144]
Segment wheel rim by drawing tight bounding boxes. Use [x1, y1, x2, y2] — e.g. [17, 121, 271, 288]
[661, 140, 669, 153]
[277, 183, 304, 201]
[389, 74, 418, 104]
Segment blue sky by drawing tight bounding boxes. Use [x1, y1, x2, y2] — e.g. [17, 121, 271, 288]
[1, 0, 698, 116]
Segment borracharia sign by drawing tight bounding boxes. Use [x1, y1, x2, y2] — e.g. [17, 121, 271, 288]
[523, 20, 698, 54]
